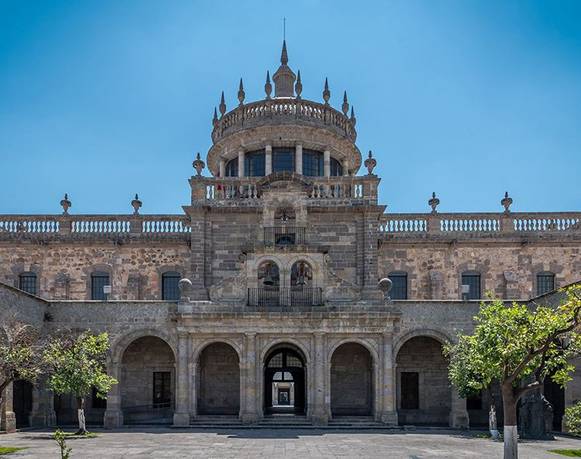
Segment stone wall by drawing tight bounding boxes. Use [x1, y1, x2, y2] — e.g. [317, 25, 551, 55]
[197, 343, 240, 415]
[330, 343, 372, 416]
[379, 242, 581, 300]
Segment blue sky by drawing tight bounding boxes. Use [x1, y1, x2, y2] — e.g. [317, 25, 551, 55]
[1, 0, 580, 214]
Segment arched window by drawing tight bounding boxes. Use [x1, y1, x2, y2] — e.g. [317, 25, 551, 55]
[225, 158, 238, 177]
[258, 261, 280, 289]
[91, 271, 110, 300]
[537, 272, 555, 296]
[388, 271, 408, 300]
[18, 272, 37, 295]
[330, 158, 343, 176]
[162, 271, 181, 301]
[291, 261, 313, 288]
[461, 272, 481, 300]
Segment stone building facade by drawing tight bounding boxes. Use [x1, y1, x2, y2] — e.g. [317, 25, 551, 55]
[1, 42, 580, 431]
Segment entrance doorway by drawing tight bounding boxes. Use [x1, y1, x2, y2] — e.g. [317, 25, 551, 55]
[264, 347, 306, 414]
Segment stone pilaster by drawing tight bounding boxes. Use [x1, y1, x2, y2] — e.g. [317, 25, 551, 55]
[449, 387, 469, 429]
[361, 211, 382, 299]
[103, 362, 123, 428]
[312, 332, 328, 425]
[0, 382, 16, 432]
[237, 149, 245, 178]
[219, 159, 225, 178]
[323, 150, 331, 177]
[187, 208, 208, 300]
[295, 144, 303, 175]
[241, 333, 258, 423]
[380, 331, 398, 424]
[265, 145, 272, 175]
[173, 333, 190, 426]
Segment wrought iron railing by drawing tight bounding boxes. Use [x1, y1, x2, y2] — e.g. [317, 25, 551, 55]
[248, 287, 323, 307]
[264, 226, 306, 246]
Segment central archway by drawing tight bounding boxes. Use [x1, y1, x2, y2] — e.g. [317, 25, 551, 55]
[264, 346, 306, 415]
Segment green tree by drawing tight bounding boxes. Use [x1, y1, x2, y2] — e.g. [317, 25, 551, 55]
[0, 320, 45, 407]
[445, 285, 581, 459]
[44, 331, 117, 434]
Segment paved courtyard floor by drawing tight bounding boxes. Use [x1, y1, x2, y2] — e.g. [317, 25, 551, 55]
[1, 428, 581, 458]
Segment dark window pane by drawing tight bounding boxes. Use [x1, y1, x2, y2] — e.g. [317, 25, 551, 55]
[162, 272, 181, 301]
[245, 151, 265, 177]
[330, 158, 343, 176]
[388, 273, 407, 300]
[91, 387, 107, 409]
[153, 371, 171, 407]
[401, 372, 419, 409]
[461, 274, 481, 300]
[19, 272, 37, 295]
[537, 273, 555, 296]
[267, 353, 283, 368]
[273, 149, 294, 173]
[225, 158, 238, 177]
[91, 272, 110, 300]
[303, 150, 323, 176]
[466, 392, 482, 410]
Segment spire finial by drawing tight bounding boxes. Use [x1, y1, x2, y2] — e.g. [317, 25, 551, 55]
[281, 40, 288, 65]
[350, 106, 356, 126]
[212, 107, 218, 127]
[219, 91, 226, 116]
[342, 90, 349, 115]
[295, 70, 302, 99]
[322, 78, 330, 105]
[237, 78, 245, 106]
[265, 71, 272, 99]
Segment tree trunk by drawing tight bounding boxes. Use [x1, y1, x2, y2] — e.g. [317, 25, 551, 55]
[502, 382, 518, 459]
[76, 397, 87, 435]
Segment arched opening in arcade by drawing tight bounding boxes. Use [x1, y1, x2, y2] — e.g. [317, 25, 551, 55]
[396, 336, 450, 426]
[264, 345, 306, 415]
[197, 342, 240, 416]
[13, 380, 33, 428]
[120, 336, 175, 425]
[330, 342, 373, 417]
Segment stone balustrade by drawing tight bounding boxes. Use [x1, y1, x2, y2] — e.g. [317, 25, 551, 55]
[211, 98, 357, 143]
[379, 212, 581, 237]
[193, 175, 376, 204]
[0, 214, 191, 238]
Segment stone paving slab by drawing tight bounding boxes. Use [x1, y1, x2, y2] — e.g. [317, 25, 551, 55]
[1, 428, 581, 458]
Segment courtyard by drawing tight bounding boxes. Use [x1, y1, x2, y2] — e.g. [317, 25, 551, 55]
[1, 428, 581, 458]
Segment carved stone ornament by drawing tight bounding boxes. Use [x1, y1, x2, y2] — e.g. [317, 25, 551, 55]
[131, 194, 142, 215]
[60, 193, 72, 215]
[501, 191, 513, 214]
[428, 192, 440, 214]
[192, 153, 205, 177]
[364, 151, 377, 175]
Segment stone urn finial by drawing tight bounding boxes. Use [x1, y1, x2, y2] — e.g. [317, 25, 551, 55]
[131, 193, 142, 215]
[178, 278, 193, 302]
[378, 278, 393, 302]
[192, 153, 205, 177]
[364, 150, 377, 175]
[501, 191, 513, 214]
[428, 192, 440, 214]
[60, 193, 71, 215]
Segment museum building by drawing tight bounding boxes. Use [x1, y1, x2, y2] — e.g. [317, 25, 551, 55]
[1, 42, 580, 431]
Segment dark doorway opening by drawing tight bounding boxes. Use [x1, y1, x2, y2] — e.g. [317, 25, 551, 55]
[264, 347, 306, 415]
[13, 380, 33, 428]
[544, 377, 565, 432]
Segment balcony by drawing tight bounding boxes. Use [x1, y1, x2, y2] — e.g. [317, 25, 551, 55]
[248, 287, 323, 307]
[264, 226, 306, 247]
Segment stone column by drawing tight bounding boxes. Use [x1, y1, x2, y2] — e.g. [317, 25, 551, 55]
[241, 333, 258, 424]
[449, 387, 469, 429]
[103, 362, 123, 428]
[30, 378, 56, 427]
[0, 382, 16, 432]
[219, 159, 226, 178]
[312, 333, 328, 425]
[173, 333, 190, 426]
[265, 144, 272, 175]
[238, 149, 245, 178]
[380, 331, 398, 424]
[295, 144, 303, 175]
[323, 150, 331, 177]
[342, 159, 349, 176]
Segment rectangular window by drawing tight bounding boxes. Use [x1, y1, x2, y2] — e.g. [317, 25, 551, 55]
[153, 372, 171, 407]
[19, 274, 37, 295]
[272, 149, 294, 173]
[461, 274, 481, 300]
[162, 273, 181, 301]
[91, 387, 107, 409]
[401, 372, 419, 410]
[245, 152, 265, 177]
[91, 273, 110, 300]
[537, 273, 555, 296]
[302, 150, 323, 176]
[389, 273, 408, 300]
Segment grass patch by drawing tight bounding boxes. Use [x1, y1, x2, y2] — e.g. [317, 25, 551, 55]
[0, 447, 26, 456]
[549, 450, 581, 457]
